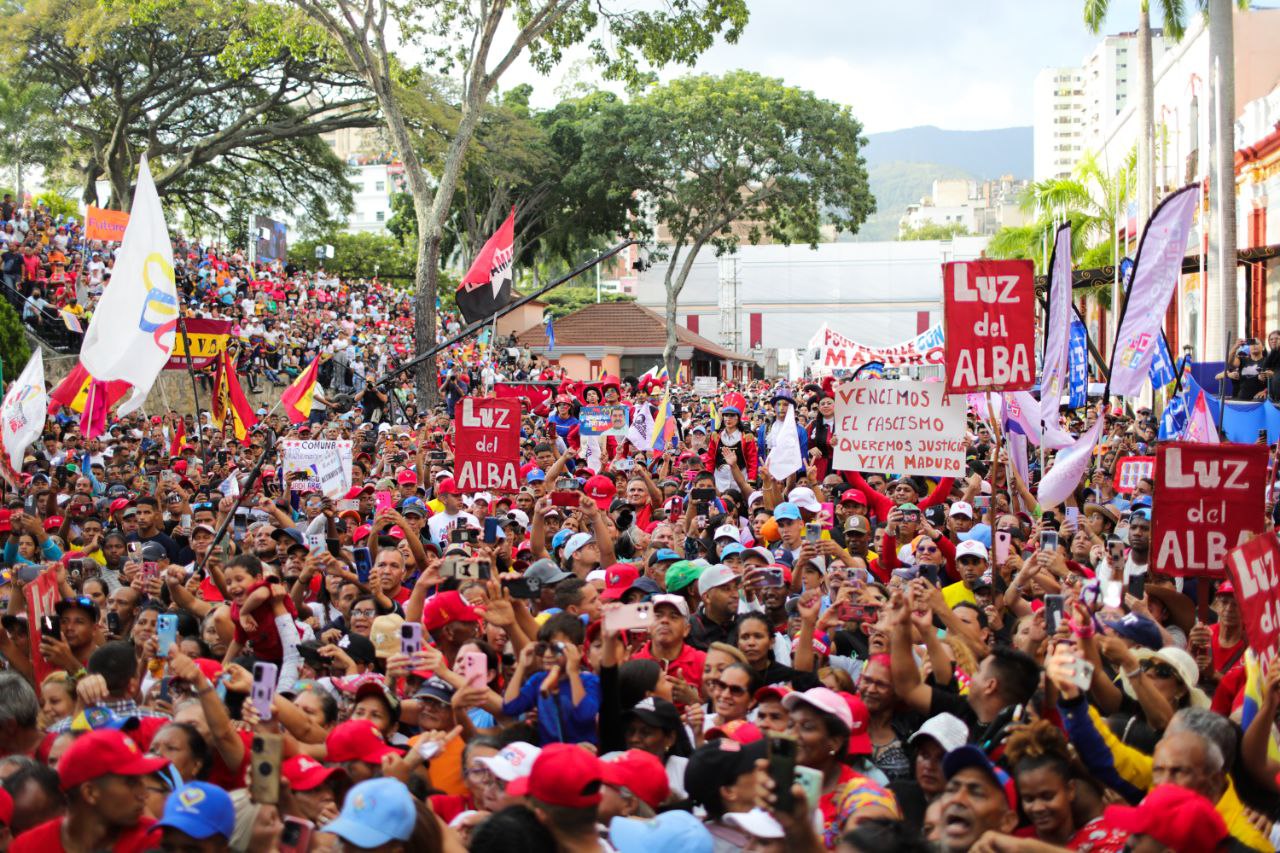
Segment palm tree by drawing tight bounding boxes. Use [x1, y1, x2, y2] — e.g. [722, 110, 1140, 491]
[1206, 0, 1248, 348]
[1083, 0, 1186, 233]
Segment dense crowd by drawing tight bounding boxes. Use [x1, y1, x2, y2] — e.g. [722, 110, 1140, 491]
[0, 199, 1279, 853]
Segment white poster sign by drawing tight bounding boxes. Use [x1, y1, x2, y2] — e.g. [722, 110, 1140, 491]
[831, 380, 966, 477]
[282, 439, 354, 498]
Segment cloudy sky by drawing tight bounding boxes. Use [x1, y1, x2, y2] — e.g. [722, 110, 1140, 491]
[504, 1, 1145, 133]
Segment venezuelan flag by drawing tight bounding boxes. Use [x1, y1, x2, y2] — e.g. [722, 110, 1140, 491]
[651, 389, 676, 452]
[212, 351, 258, 445]
[281, 356, 319, 425]
[47, 363, 130, 415]
[1240, 651, 1280, 762]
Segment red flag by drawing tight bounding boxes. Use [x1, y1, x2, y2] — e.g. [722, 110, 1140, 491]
[212, 351, 258, 445]
[170, 417, 186, 455]
[80, 379, 111, 440]
[455, 208, 515, 325]
[47, 363, 130, 415]
[281, 356, 319, 424]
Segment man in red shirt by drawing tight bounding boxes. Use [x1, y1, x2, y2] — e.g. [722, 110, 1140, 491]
[12, 729, 168, 853]
[633, 594, 705, 694]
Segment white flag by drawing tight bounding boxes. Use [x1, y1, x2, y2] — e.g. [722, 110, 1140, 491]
[626, 403, 655, 451]
[79, 156, 178, 415]
[1036, 418, 1103, 509]
[1, 350, 46, 470]
[767, 403, 802, 480]
[1040, 224, 1072, 433]
[582, 436, 603, 473]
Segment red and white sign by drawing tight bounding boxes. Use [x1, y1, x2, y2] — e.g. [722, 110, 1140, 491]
[454, 397, 521, 492]
[943, 259, 1035, 394]
[24, 569, 62, 693]
[1225, 534, 1280, 671]
[1152, 442, 1268, 577]
[1114, 455, 1155, 494]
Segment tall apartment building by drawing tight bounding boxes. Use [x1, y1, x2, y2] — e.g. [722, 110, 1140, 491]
[1033, 31, 1171, 181]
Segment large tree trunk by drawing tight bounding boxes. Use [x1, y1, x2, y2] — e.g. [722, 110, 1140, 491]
[1136, 6, 1154, 230]
[1208, 0, 1238, 351]
[414, 231, 440, 406]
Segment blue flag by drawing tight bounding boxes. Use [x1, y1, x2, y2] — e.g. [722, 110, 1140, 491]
[1148, 333, 1176, 388]
[545, 315, 555, 352]
[1067, 319, 1089, 409]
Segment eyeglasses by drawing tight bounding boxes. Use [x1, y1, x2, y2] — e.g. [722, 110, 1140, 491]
[465, 766, 499, 787]
[706, 679, 749, 698]
[350, 607, 377, 618]
[1140, 660, 1177, 680]
[916, 546, 938, 555]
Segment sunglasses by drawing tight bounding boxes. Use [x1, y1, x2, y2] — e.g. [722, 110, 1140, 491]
[706, 679, 749, 698]
[916, 546, 939, 555]
[1140, 660, 1177, 680]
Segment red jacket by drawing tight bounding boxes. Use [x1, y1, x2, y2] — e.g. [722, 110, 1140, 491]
[704, 432, 759, 481]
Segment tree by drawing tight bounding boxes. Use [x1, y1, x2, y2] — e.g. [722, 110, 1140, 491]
[542, 284, 633, 319]
[286, 0, 748, 404]
[1207, 0, 1249, 352]
[613, 70, 874, 377]
[2, 0, 376, 212]
[289, 231, 417, 281]
[0, 298, 32, 385]
[898, 221, 973, 241]
[0, 78, 59, 200]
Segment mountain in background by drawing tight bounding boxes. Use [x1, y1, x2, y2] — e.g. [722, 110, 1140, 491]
[848, 125, 1032, 241]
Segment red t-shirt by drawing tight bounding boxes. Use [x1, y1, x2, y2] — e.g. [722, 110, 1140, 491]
[229, 579, 298, 663]
[428, 793, 474, 824]
[633, 641, 706, 692]
[1210, 623, 1246, 671]
[12, 815, 158, 853]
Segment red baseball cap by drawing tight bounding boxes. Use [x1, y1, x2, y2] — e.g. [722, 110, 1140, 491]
[1104, 784, 1227, 853]
[43, 516, 63, 532]
[283, 754, 350, 792]
[421, 590, 482, 632]
[600, 749, 670, 809]
[507, 743, 603, 807]
[704, 719, 764, 744]
[352, 524, 372, 543]
[109, 498, 132, 514]
[0, 509, 10, 533]
[601, 563, 640, 601]
[57, 729, 168, 790]
[396, 469, 418, 486]
[583, 474, 617, 510]
[840, 489, 867, 505]
[324, 720, 403, 765]
[842, 692, 872, 755]
[436, 477, 461, 496]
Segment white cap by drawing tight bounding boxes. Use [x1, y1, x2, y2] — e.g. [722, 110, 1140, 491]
[955, 539, 989, 561]
[586, 569, 608, 584]
[948, 501, 975, 518]
[504, 509, 530, 530]
[477, 742, 541, 781]
[563, 532, 594, 560]
[713, 524, 740, 543]
[907, 712, 968, 753]
[724, 808, 784, 840]
[651, 594, 690, 617]
[697, 564, 739, 597]
[787, 486, 821, 512]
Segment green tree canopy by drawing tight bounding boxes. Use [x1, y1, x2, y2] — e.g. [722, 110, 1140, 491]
[899, 221, 974, 241]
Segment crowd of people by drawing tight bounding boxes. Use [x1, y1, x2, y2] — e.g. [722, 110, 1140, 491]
[0, 205, 1279, 853]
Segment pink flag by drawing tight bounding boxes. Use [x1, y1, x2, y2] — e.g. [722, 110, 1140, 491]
[80, 379, 111, 440]
[1180, 391, 1220, 444]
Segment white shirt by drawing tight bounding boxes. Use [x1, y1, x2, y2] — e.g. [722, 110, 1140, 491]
[427, 511, 478, 546]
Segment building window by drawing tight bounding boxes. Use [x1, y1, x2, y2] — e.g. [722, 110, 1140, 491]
[375, 181, 385, 192]
[376, 211, 385, 222]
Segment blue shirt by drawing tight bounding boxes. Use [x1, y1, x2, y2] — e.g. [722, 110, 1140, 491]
[501, 670, 600, 745]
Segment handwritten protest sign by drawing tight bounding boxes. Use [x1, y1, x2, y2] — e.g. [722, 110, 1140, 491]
[832, 380, 966, 477]
[1225, 534, 1280, 672]
[580, 405, 630, 437]
[1152, 442, 1267, 577]
[455, 397, 520, 491]
[693, 376, 718, 396]
[943, 259, 1035, 394]
[281, 439, 353, 498]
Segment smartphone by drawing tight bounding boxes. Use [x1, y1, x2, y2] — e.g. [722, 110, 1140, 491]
[400, 622, 424, 657]
[555, 477, 577, 491]
[279, 817, 314, 853]
[1071, 657, 1096, 692]
[1127, 571, 1146, 600]
[1065, 506, 1079, 527]
[921, 563, 940, 586]
[483, 517, 499, 544]
[107, 611, 121, 636]
[1044, 594, 1065, 635]
[78, 558, 99, 581]
[759, 568, 785, 588]
[995, 530, 1011, 565]
[765, 733, 798, 814]
[140, 562, 160, 586]
[604, 602, 653, 633]
[40, 615, 59, 639]
[461, 651, 488, 690]
[1259, 428, 1269, 445]
[973, 495, 991, 512]
[794, 765, 823, 811]
[1040, 530, 1059, 553]
[804, 522, 822, 543]
[503, 577, 537, 599]
[179, 513, 192, 530]
[156, 614, 178, 658]
[158, 676, 172, 704]
[440, 556, 488, 580]
[306, 533, 326, 555]
[1043, 511, 1057, 526]
[251, 662, 278, 722]
[1103, 579, 1123, 610]
[450, 527, 479, 545]
[352, 547, 372, 584]
[1106, 535, 1125, 565]
[249, 732, 283, 805]
[127, 541, 142, 560]
[550, 490, 579, 508]
[374, 490, 395, 515]
[691, 488, 716, 502]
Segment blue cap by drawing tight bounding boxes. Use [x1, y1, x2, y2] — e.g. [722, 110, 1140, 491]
[273, 527, 305, 549]
[400, 497, 427, 516]
[324, 778, 417, 847]
[650, 548, 681, 564]
[610, 811, 714, 853]
[942, 745, 1016, 809]
[551, 529, 574, 551]
[720, 542, 746, 558]
[154, 782, 236, 840]
[527, 469, 546, 483]
[1103, 612, 1162, 650]
[1130, 495, 1152, 510]
[773, 502, 802, 522]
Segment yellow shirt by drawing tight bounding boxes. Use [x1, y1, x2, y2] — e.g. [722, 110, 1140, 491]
[942, 580, 976, 610]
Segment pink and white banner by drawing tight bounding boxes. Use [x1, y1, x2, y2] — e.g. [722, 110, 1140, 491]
[810, 324, 945, 373]
[1040, 225, 1076, 448]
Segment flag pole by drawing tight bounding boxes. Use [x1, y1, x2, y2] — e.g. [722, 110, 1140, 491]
[1217, 328, 1232, 434]
[177, 309, 210, 473]
[377, 238, 639, 391]
[195, 433, 278, 575]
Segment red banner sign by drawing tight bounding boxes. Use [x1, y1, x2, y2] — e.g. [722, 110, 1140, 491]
[494, 382, 555, 411]
[943, 259, 1035, 394]
[454, 397, 521, 492]
[1114, 455, 1155, 494]
[1152, 442, 1268, 577]
[24, 569, 62, 693]
[164, 318, 233, 370]
[1225, 534, 1280, 672]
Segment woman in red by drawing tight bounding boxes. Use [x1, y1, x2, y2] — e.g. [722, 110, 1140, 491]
[705, 392, 758, 490]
